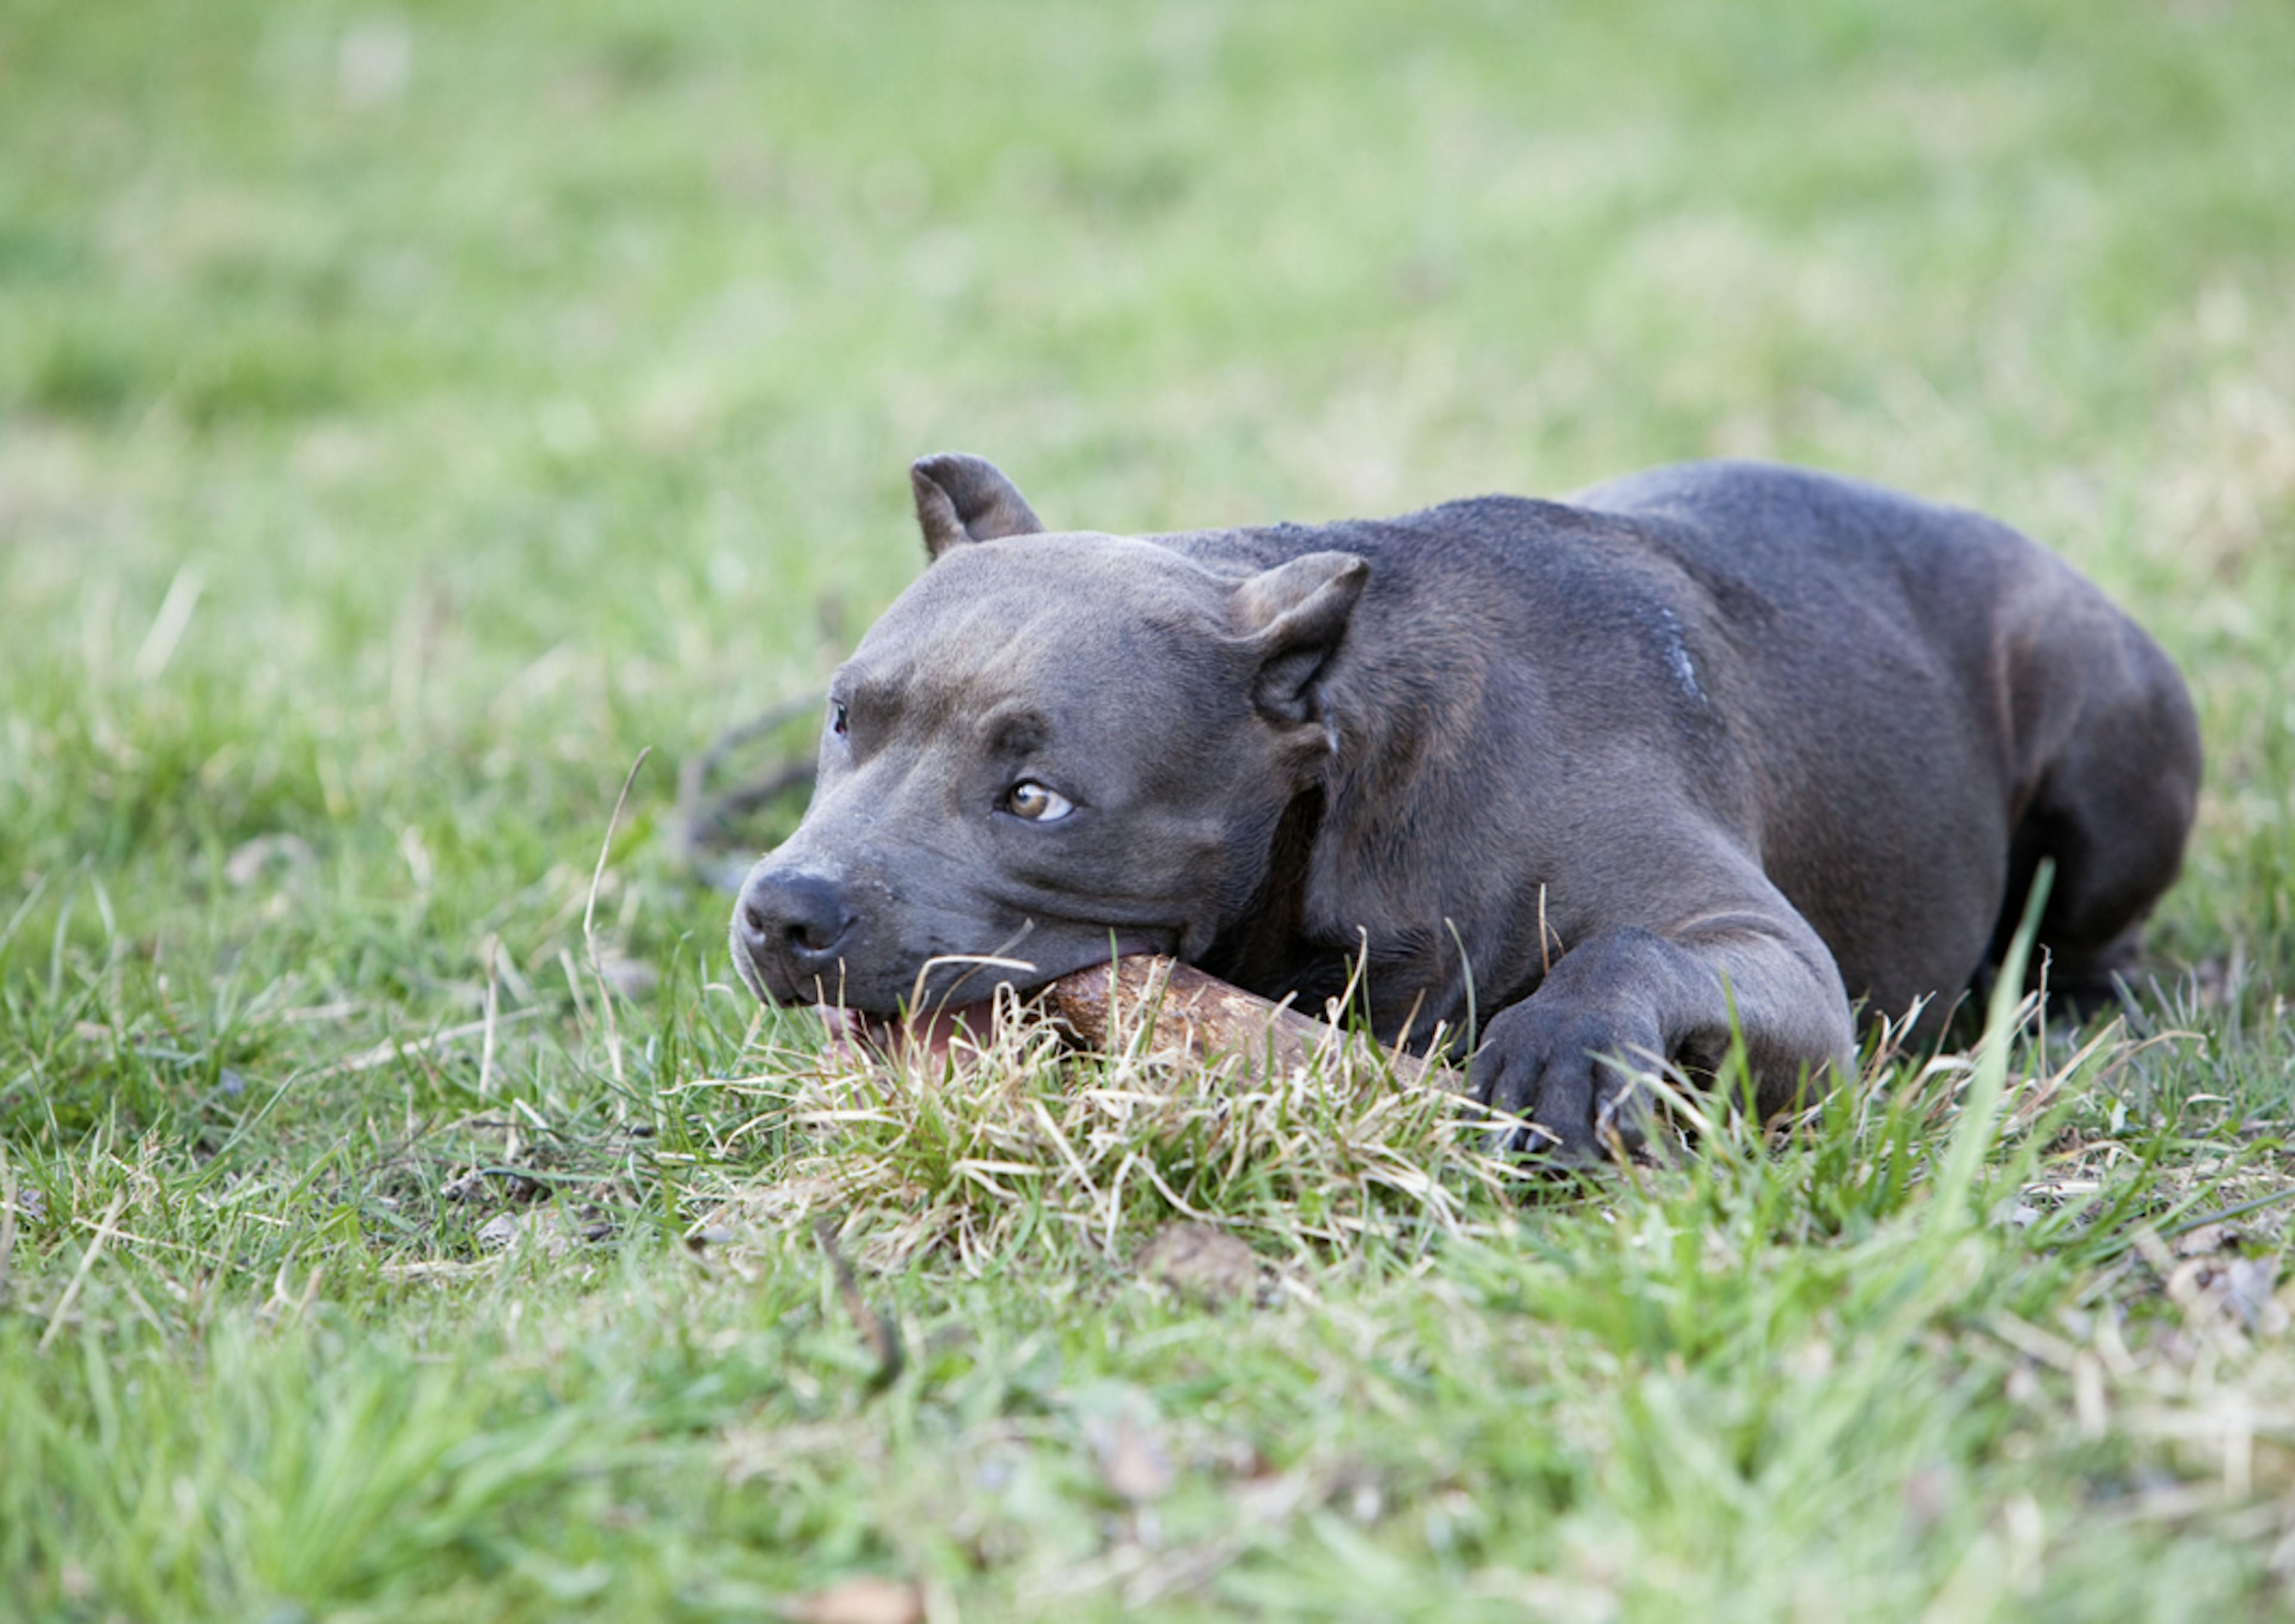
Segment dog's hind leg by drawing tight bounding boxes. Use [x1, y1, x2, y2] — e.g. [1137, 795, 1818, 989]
[1991, 611, 2201, 1014]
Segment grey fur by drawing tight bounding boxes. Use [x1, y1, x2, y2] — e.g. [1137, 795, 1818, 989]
[733, 456, 2201, 1161]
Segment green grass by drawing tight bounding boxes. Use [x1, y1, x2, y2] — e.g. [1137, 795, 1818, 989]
[5, 0, 2295, 1616]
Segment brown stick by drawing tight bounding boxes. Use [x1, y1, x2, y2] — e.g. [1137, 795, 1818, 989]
[1045, 956, 1445, 1086]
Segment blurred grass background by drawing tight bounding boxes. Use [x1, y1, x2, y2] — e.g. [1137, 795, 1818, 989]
[5, 0, 2292, 983]
[5, 1, 2295, 1618]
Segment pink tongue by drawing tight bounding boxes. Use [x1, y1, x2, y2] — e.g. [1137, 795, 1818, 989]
[815, 1001, 998, 1061]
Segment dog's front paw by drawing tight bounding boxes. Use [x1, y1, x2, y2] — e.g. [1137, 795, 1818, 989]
[1470, 999, 1663, 1164]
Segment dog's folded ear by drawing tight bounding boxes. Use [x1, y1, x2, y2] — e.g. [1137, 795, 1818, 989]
[1234, 550, 1369, 728]
[911, 453, 1046, 559]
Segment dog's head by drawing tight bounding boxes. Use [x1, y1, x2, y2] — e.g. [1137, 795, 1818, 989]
[731, 454, 1366, 1019]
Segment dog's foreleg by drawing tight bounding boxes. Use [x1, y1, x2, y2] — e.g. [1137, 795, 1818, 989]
[1471, 897, 1854, 1164]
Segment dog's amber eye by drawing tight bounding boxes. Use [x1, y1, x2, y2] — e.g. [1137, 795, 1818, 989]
[830, 701, 849, 737]
[1003, 781, 1073, 822]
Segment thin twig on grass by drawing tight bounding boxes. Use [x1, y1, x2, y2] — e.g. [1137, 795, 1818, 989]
[478, 935, 501, 1100]
[0, 1143, 17, 1303]
[814, 1215, 904, 1389]
[329, 1008, 545, 1076]
[39, 1190, 128, 1353]
[677, 696, 820, 854]
[584, 747, 651, 1088]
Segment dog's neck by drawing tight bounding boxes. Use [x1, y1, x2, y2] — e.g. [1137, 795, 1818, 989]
[1196, 786, 1346, 998]
[1197, 531, 1497, 1035]
[1196, 720, 1465, 1030]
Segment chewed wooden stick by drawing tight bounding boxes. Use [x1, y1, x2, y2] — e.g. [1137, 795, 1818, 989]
[1045, 955, 1450, 1087]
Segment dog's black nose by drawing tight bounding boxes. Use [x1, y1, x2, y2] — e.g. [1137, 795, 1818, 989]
[737, 869, 856, 977]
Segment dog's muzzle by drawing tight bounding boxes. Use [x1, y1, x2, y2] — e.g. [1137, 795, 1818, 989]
[733, 865, 856, 1001]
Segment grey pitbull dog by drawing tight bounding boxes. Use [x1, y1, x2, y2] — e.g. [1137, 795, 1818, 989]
[732, 454, 2200, 1159]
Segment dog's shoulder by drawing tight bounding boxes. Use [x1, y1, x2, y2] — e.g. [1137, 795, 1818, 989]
[1152, 494, 1664, 598]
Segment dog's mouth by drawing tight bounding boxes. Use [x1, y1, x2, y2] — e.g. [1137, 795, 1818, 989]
[814, 1001, 997, 1062]
[809, 936, 1165, 1062]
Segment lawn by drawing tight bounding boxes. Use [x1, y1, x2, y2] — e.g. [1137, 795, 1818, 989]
[4, 0, 2295, 1617]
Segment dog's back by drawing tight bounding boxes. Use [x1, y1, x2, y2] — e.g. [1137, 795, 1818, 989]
[1168, 460, 2197, 1027]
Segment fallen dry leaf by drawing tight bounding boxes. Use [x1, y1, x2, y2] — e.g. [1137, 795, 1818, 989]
[1138, 1222, 1260, 1308]
[785, 1576, 924, 1624]
[1091, 1415, 1176, 1505]
[2174, 1222, 2233, 1257]
[224, 832, 316, 889]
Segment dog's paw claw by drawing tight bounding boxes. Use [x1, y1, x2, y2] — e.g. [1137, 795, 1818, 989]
[1470, 999, 1659, 1166]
